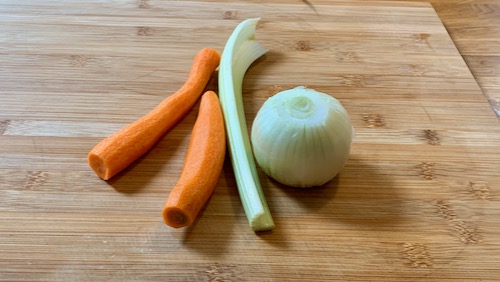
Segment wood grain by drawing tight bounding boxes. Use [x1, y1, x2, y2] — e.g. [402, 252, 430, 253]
[1, 1, 499, 281]
[430, 0, 500, 117]
[205, 0, 500, 117]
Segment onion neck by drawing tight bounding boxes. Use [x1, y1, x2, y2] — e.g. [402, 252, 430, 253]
[285, 96, 314, 119]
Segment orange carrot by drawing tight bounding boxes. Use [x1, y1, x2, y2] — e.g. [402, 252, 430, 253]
[162, 91, 226, 228]
[88, 48, 221, 180]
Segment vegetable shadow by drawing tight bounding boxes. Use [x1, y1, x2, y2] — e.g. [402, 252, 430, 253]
[274, 156, 404, 227]
[174, 157, 237, 257]
[107, 111, 195, 194]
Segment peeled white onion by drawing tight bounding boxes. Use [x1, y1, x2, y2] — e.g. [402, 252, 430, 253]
[251, 86, 353, 188]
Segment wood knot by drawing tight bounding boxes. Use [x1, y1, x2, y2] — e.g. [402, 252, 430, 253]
[294, 40, 312, 51]
[414, 33, 430, 42]
[341, 75, 365, 87]
[436, 200, 457, 221]
[417, 162, 435, 180]
[423, 129, 440, 145]
[70, 55, 90, 67]
[467, 181, 491, 200]
[201, 263, 238, 281]
[454, 220, 481, 245]
[406, 64, 426, 76]
[24, 171, 48, 191]
[0, 120, 10, 135]
[222, 10, 237, 20]
[435, 200, 482, 245]
[414, 33, 432, 49]
[362, 114, 385, 128]
[137, 26, 152, 36]
[137, 0, 150, 9]
[403, 243, 433, 268]
[336, 51, 359, 63]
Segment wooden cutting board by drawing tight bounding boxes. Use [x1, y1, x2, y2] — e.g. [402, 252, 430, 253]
[1, 0, 499, 280]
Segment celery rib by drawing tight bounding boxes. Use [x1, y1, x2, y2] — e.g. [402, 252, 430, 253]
[219, 18, 275, 232]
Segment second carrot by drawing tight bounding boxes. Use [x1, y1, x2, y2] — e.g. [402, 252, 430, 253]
[163, 91, 226, 228]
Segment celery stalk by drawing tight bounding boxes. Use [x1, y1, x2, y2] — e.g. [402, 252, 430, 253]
[219, 18, 275, 232]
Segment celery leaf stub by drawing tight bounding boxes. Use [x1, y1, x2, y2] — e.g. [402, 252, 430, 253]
[251, 86, 354, 188]
[219, 18, 275, 231]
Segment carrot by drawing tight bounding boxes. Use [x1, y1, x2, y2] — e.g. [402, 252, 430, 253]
[88, 48, 221, 180]
[162, 91, 226, 228]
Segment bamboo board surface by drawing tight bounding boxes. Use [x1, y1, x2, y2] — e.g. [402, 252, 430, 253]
[1, 0, 499, 281]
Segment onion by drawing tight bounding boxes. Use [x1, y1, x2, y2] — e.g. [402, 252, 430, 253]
[251, 86, 353, 188]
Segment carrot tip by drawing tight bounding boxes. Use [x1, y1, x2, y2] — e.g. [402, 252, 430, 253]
[88, 152, 109, 180]
[163, 207, 192, 228]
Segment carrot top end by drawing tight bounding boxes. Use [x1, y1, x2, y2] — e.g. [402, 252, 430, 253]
[88, 152, 110, 180]
[163, 206, 192, 228]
